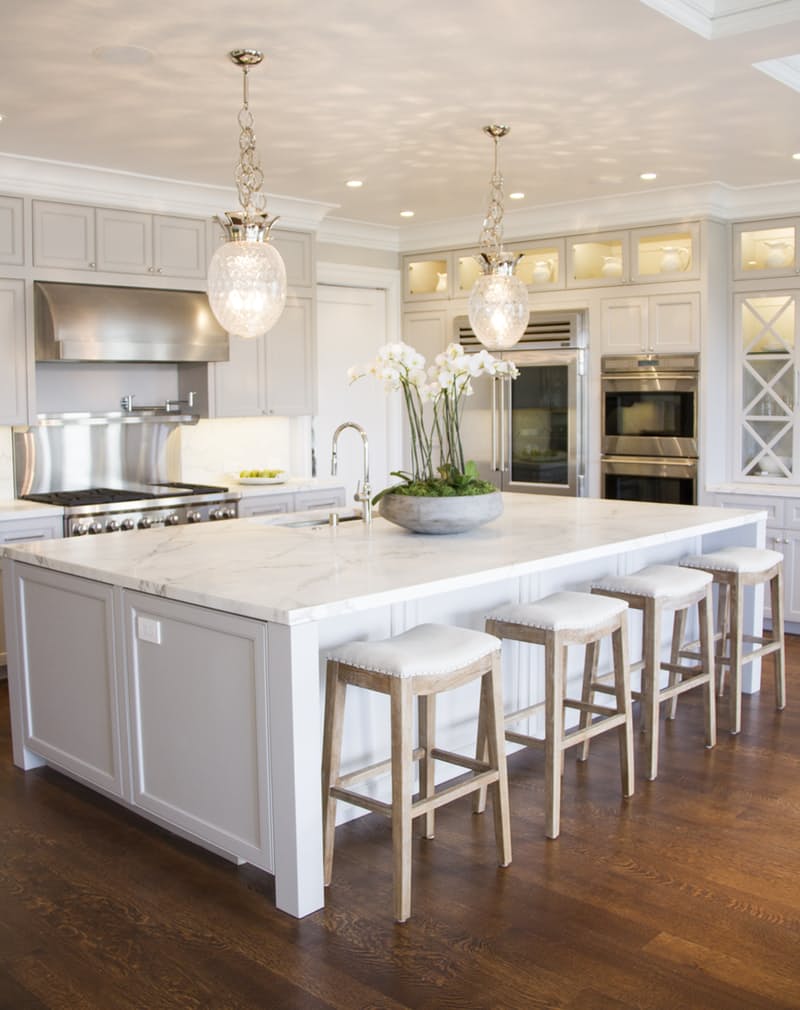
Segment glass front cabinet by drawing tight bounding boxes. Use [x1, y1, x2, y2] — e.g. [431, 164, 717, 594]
[734, 219, 798, 280]
[736, 292, 798, 481]
[567, 224, 698, 287]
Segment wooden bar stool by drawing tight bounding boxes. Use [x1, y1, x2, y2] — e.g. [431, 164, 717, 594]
[680, 547, 786, 734]
[484, 591, 634, 840]
[592, 565, 716, 781]
[321, 622, 512, 923]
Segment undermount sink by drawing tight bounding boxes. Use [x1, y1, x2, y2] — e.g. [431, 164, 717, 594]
[281, 513, 363, 528]
[256, 507, 364, 529]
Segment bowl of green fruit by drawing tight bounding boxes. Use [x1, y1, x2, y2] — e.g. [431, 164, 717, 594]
[237, 469, 286, 485]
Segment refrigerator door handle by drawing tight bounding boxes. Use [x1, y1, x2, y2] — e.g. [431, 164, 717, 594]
[499, 375, 508, 472]
[491, 376, 498, 472]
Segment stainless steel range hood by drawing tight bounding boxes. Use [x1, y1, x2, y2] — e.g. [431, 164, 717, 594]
[34, 281, 229, 362]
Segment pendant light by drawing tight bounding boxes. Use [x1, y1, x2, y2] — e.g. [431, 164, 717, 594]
[207, 49, 287, 339]
[467, 125, 529, 351]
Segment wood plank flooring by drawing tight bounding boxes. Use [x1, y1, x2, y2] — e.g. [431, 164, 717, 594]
[1, 643, 799, 1010]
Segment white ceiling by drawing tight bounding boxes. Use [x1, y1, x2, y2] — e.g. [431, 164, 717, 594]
[3, 0, 800, 234]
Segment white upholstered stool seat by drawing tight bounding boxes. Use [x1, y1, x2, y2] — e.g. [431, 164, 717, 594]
[484, 591, 634, 840]
[679, 547, 785, 734]
[591, 564, 716, 780]
[321, 623, 511, 923]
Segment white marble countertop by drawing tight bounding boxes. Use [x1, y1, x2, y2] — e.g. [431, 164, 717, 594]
[0, 499, 64, 522]
[1, 494, 765, 627]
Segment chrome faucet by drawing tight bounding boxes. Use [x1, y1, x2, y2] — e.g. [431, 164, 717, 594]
[331, 421, 372, 524]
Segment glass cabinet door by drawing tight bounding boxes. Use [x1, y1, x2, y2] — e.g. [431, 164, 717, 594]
[403, 253, 451, 299]
[738, 293, 796, 480]
[631, 224, 699, 282]
[567, 232, 627, 287]
[734, 220, 797, 279]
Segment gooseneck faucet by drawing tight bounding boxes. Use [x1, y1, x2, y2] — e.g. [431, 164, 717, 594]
[331, 421, 372, 524]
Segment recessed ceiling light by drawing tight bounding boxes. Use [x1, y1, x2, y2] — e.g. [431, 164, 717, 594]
[92, 45, 154, 66]
[793, 152, 800, 160]
[509, 192, 525, 200]
[0, 113, 5, 123]
[400, 210, 414, 218]
[345, 179, 363, 188]
[640, 172, 658, 181]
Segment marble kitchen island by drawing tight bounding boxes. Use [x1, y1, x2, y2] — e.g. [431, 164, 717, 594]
[1, 494, 766, 918]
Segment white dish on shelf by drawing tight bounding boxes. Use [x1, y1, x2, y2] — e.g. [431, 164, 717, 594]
[236, 475, 288, 485]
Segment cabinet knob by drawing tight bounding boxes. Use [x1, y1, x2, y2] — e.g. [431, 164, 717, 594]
[157, 267, 163, 274]
[88, 262, 96, 269]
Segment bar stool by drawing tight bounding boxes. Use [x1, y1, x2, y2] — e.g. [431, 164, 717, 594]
[591, 565, 716, 780]
[321, 622, 512, 923]
[679, 547, 786, 734]
[484, 591, 634, 840]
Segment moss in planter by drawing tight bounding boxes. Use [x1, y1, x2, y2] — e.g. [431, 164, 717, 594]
[373, 462, 497, 503]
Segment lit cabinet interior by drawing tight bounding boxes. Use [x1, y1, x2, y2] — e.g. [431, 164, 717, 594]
[404, 255, 450, 298]
[735, 221, 797, 278]
[568, 235, 625, 285]
[633, 226, 697, 281]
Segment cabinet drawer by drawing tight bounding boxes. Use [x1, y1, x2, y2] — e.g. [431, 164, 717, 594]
[781, 499, 800, 530]
[712, 494, 783, 528]
[238, 494, 293, 518]
[295, 489, 346, 511]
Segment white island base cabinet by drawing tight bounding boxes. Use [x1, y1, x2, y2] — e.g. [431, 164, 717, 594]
[4, 569, 276, 875]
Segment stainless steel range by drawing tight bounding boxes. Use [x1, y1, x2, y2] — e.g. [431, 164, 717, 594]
[13, 408, 240, 537]
[23, 482, 239, 537]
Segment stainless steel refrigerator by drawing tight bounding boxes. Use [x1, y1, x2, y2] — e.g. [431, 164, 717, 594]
[456, 310, 587, 496]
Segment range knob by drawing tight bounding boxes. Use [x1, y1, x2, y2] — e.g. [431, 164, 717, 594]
[106, 520, 120, 532]
[88, 521, 104, 535]
[73, 524, 89, 536]
[210, 509, 223, 521]
[138, 516, 153, 529]
[186, 510, 202, 523]
[165, 513, 181, 526]
[121, 518, 136, 531]
[222, 507, 237, 519]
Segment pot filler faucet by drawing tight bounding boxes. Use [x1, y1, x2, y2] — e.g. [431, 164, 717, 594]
[331, 422, 372, 525]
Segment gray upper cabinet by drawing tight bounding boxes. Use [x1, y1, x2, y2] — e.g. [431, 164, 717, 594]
[33, 200, 207, 280]
[0, 196, 24, 266]
[0, 278, 29, 424]
[33, 200, 96, 270]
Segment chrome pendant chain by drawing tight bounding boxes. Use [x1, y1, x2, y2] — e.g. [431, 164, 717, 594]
[478, 125, 510, 262]
[231, 50, 267, 222]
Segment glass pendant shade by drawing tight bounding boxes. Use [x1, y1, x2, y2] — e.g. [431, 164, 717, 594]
[208, 237, 287, 339]
[468, 268, 529, 351]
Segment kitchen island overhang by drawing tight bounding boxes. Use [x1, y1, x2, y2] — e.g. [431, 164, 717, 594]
[1, 495, 768, 918]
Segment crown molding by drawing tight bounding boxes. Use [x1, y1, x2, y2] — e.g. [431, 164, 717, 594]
[0, 152, 337, 231]
[316, 214, 400, 252]
[640, 0, 800, 39]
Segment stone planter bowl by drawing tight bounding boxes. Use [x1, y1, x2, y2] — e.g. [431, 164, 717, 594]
[378, 490, 503, 534]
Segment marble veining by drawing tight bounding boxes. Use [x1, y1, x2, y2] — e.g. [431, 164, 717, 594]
[1, 495, 766, 626]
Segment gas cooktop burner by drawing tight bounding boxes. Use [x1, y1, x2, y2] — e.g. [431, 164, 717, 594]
[23, 482, 230, 508]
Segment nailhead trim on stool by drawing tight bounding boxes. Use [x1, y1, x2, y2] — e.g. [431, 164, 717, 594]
[321, 623, 512, 923]
[485, 590, 634, 840]
[680, 547, 786, 734]
[591, 565, 716, 780]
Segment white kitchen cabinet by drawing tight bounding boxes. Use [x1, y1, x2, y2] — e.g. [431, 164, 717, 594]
[213, 294, 315, 417]
[124, 591, 273, 869]
[600, 292, 700, 354]
[630, 223, 700, 283]
[0, 514, 63, 666]
[33, 200, 207, 279]
[567, 230, 628, 287]
[0, 196, 24, 266]
[238, 487, 346, 518]
[7, 565, 125, 795]
[402, 252, 452, 300]
[0, 278, 29, 424]
[402, 304, 451, 359]
[733, 218, 798, 280]
[97, 208, 206, 278]
[294, 487, 346, 511]
[734, 291, 799, 482]
[33, 199, 96, 270]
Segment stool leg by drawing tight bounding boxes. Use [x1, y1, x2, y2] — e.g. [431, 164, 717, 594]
[666, 607, 687, 721]
[771, 570, 787, 711]
[417, 693, 436, 839]
[699, 587, 717, 750]
[612, 617, 635, 798]
[321, 662, 347, 887]
[544, 638, 566, 839]
[642, 600, 662, 781]
[729, 579, 744, 735]
[577, 640, 599, 763]
[472, 687, 489, 815]
[717, 582, 731, 696]
[484, 652, 512, 867]
[390, 678, 414, 923]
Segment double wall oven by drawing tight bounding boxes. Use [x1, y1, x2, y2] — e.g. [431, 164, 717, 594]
[601, 353, 699, 505]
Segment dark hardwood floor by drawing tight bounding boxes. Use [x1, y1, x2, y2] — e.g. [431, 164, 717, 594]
[1, 645, 799, 1010]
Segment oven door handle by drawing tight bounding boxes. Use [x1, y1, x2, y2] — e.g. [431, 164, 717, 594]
[499, 374, 508, 472]
[491, 376, 498, 471]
